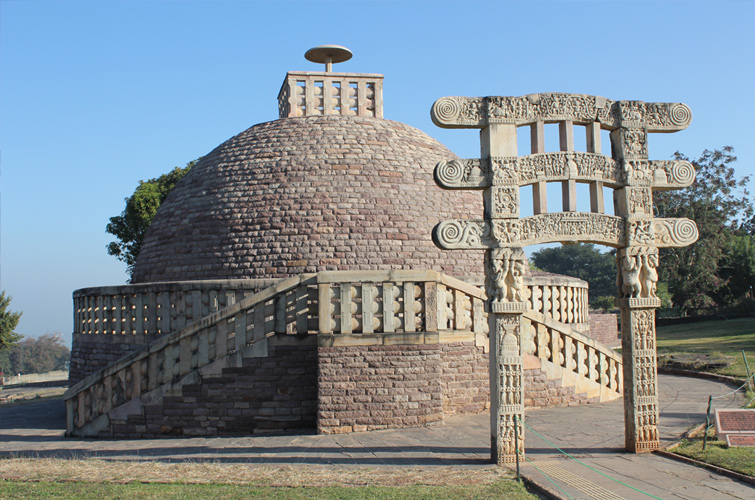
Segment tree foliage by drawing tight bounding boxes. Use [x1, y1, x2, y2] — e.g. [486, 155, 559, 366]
[720, 235, 755, 301]
[0, 291, 22, 351]
[654, 147, 753, 315]
[106, 160, 198, 278]
[2, 333, 70, 375]
[530, 244, 616, 305]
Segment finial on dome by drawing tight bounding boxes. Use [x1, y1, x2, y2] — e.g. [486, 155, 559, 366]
[278, 46, 382, 119]
[305, 45, 352, 73]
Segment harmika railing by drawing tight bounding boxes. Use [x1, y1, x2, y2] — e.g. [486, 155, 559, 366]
[65, 271, 618, 435]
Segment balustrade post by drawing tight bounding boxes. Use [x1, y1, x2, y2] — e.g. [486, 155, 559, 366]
[423, 281, 438, 333]
[317, 283, 332, 334]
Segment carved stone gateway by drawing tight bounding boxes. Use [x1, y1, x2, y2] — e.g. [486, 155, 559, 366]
[430, 93, 698, 464]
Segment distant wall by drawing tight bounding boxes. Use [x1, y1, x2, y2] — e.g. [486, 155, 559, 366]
[588, 313, 619, 348]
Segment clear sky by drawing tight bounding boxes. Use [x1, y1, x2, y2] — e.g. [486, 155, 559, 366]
[2, 0, 753, 346]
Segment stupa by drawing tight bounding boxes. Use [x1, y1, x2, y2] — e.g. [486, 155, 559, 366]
[65, 47, 621, 439]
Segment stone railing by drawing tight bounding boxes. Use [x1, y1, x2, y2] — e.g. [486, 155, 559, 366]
[525, 276, 589, 331]
[73, 280, 277, 340]
[66, 274, 317, 436]
[315, 270, 488, 338]
[524, 311, 622, 394]
[65, 270, 616, 435]
[73, 274, 589, 339]
[278, 71, 384, 119]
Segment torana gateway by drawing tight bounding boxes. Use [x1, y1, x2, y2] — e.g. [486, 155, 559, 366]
[65, 49, 692, 462]
[431, 92, 697, 463]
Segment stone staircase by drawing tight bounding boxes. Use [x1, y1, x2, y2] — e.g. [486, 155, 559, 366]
[65, 271, 622, 438]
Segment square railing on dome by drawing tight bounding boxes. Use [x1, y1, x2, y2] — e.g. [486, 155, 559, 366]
[278, 72, 383, 119]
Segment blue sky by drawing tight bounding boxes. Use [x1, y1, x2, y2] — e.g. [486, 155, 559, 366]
[2, 0, 753, 345]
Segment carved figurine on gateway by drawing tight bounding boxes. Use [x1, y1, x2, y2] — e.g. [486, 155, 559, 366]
[431, 92, 698, 464]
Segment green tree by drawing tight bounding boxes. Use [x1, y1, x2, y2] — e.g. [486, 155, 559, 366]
[8, 333, 70, 375]
[654, 147, 753, 315]
[106, 160, 198, 278]
[720, 235, 755, 301]
[530, 244, 616, 304]
[0, 291, 22, 351]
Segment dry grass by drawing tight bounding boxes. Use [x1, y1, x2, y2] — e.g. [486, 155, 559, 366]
[0, 457, 511, 487]
[0, 387, 67, 407]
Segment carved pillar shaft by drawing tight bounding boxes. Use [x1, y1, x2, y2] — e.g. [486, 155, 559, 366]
[614, 113, 660, 453]
[489, 311, 525, 463]
[486, 247, 527, 464]
[621, 307, 659, 452]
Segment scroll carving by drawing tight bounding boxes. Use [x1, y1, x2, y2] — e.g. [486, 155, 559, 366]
[433, 219, 492, 249]
[432, 93, 691, 132]
[437, 156, 694, 190]
[436, 214, 630, 249]
[653, 218, 699, 247]
[435, 158, 489, 188]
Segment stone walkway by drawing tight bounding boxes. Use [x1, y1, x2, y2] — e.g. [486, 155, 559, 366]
[1, 374, 753, 498]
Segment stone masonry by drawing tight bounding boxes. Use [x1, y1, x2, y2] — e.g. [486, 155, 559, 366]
[104, 344, 318, 439]
[132, 116, 484, 283]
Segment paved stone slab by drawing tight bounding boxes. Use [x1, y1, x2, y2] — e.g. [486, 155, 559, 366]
[1, 375, 753, 498]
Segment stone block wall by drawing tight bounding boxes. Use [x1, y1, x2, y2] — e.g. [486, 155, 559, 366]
[523, 367, 600, 408]
[103, 344, 317, 439]
[317, 340, 602, 434]
[439, 342, 490, 415]
[76, 330, 615, 439]
[69, 334, 154, 385]
[317, 345, 444, 433]
[588, 313, 620, 348]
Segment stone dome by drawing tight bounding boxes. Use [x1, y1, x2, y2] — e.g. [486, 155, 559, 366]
[131, 115, 485, 283]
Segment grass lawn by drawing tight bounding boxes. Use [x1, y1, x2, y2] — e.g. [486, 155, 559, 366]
[656, 318, 755, 476]
[656, 317, 755, 379]
[0, 481, 539, 500]
[0, 459, 540, 500]
[672, 437, 755, 477]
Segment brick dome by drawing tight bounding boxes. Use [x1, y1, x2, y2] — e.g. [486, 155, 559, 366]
[131, 115, 484, 283]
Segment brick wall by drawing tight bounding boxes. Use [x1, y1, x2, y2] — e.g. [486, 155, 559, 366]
[588, 313, 620, 348]
[438, 343, 602, 414]
[317, 345, 444, 433]
[439, 342, 490, 415]
[103, 344, 317, 438]
[524, 368, 600, 408]
[69, 335, 151, 386]
[84, 334, 614, 439]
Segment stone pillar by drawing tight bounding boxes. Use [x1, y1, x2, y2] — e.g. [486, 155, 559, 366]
[612, 116, 661, 452]
[481, 121, 525, 464]
[486, 248, 527, 464]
